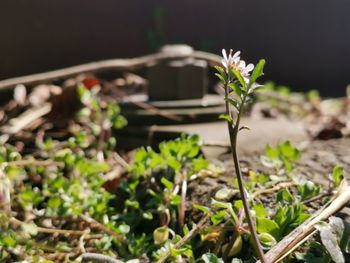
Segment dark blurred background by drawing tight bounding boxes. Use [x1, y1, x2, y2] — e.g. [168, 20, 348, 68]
[1, 0, 349, 96]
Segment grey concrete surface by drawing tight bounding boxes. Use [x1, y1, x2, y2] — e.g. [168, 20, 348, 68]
[154, 117, 308, 157]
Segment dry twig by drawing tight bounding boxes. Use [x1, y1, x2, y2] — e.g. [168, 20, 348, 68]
[251, 181, 296, 199]
[82, 253, 123, 263]
[256, 180, 350, 263]
[10, 217, 90, 236]
[0, 104, 51, 134]
[1, 159, 63, 168]
[79, 214, 124, 241]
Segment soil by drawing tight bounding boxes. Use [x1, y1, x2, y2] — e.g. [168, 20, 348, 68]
[188, 137, 350, 221]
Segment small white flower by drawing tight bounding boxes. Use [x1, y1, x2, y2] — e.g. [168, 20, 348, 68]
[221, 49, 255, 83]
[238, 61, 254, 77]
[237, 60, 254, 83]
[221, 49, 240, 71]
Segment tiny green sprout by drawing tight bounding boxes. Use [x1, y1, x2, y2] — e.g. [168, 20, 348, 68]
[261, 141, 301, 173]
[331, 165, 344, 187]
[215, 49, 267, 263]
[297, 181, 322, 201]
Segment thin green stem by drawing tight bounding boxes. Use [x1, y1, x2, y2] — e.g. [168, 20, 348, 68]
[224, 81, 267, 263]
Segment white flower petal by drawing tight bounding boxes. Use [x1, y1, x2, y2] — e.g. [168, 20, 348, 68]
[239, 60, 246, 68]
[229, 49, 233, 58]
[233, 51, 241, 59]
[246, 64, 254, 72]
[221, 59, 227, 68]
[222, 49, 228, 60]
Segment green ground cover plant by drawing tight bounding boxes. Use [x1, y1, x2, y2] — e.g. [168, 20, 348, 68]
[0, 50, 349, 263]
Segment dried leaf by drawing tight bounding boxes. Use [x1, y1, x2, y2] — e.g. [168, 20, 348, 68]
[316, 218, 345, 263]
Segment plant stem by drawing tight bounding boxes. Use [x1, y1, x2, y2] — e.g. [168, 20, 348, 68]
[224, 82, 267, 263]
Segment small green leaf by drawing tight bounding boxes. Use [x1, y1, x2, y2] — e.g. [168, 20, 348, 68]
[229, 83, 242, 97]
[297, 181, 321, 201]
[211, 210, 227, 226]
[48, 196, 62, 209]
[231, 69, 246, 90]
[161, 177, 173, 191]
[214, 65, 226, 76]
[277, 189, 294, 204]
[331, 165, 344, 187]
[183, 224, 189, 235]
[224, 98, 240, 111]
[215, 73, 225, 83]
[254, 203, 268, 218]
[125, 200, 139, 209]
[279, 141, 300, 161]
[2, 235, 16, 248]
[249, 59, 265, 84]
[192, 157, 209, 172]
[219, 114, 233, 123]
[193, 204, 211, 214]
[211, 199, 232, 210]
[169, 194, 181, 206]
[143, 212, 153, 220]
[256, 217, 280, 239]
[265, 144, 279, 159]
[233, 200, 243, 210]
[167, 158, 181, 172]
[214, 66, 227, 83]
[212, 199, 238, 223]
[248, 83, 264, 94]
